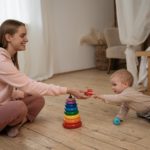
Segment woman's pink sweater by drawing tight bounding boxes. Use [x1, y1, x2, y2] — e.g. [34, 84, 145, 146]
[0, 48, 67, 105]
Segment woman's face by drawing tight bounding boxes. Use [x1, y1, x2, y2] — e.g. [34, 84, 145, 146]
[110, 77, 128, 94]
[7, 25, 28, 52]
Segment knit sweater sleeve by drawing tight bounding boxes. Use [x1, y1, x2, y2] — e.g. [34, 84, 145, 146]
[101, 91, 131, 120]
[0, 59, 67, 96]
[101, 93, 130, 104]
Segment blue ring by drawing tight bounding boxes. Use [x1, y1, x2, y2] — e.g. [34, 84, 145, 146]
[65, 104, 77, 108]
[65, 107, 78, 112]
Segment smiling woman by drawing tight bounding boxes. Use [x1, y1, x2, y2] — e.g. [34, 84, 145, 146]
[0, 19, 88, 137]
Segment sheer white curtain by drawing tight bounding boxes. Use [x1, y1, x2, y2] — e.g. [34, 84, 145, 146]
[116, 0, 150, 86]
[0, 0, 53, 81]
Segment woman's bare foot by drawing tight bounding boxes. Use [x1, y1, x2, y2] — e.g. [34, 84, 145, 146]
[7, 127, 19, 137]
[7, 117, 27, 138]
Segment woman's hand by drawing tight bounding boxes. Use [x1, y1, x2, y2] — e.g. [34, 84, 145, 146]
[67, 88, 88, 99]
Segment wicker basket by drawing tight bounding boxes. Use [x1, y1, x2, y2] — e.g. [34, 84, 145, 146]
[95, 45, 108, 70]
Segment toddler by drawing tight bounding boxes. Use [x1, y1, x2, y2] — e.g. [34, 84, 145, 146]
[94, 69, 150, 125]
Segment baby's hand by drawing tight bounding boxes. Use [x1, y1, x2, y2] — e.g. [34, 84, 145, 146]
[92, 94, 101, 99]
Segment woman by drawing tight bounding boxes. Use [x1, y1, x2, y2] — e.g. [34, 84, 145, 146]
[0, 19, 87, 137]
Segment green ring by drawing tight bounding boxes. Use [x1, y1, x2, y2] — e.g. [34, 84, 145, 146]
[64, 110, 79, 115]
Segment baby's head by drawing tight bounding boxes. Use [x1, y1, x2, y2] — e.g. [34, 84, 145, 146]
[110, 69, 133, 94]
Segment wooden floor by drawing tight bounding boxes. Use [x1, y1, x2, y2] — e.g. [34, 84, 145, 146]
[0, 69, 150, 150]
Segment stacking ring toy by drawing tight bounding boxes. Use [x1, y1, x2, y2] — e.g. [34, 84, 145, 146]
[62, 95, 82, 129]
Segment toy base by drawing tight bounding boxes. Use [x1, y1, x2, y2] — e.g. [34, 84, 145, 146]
[63, 121, 82, 129]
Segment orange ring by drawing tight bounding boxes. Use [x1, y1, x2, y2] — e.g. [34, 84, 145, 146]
[64, 117, 81, 124]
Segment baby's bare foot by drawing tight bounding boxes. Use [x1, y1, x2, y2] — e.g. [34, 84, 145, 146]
[7, 127, 19, 137]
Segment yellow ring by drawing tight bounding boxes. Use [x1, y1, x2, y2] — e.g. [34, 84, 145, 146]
[64, 114, 80, 120]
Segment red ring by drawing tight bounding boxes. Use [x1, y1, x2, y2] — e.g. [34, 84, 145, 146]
[63, 121, 82, 129]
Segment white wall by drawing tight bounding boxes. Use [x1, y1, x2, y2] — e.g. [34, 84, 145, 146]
[48, 0, 114, 74]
